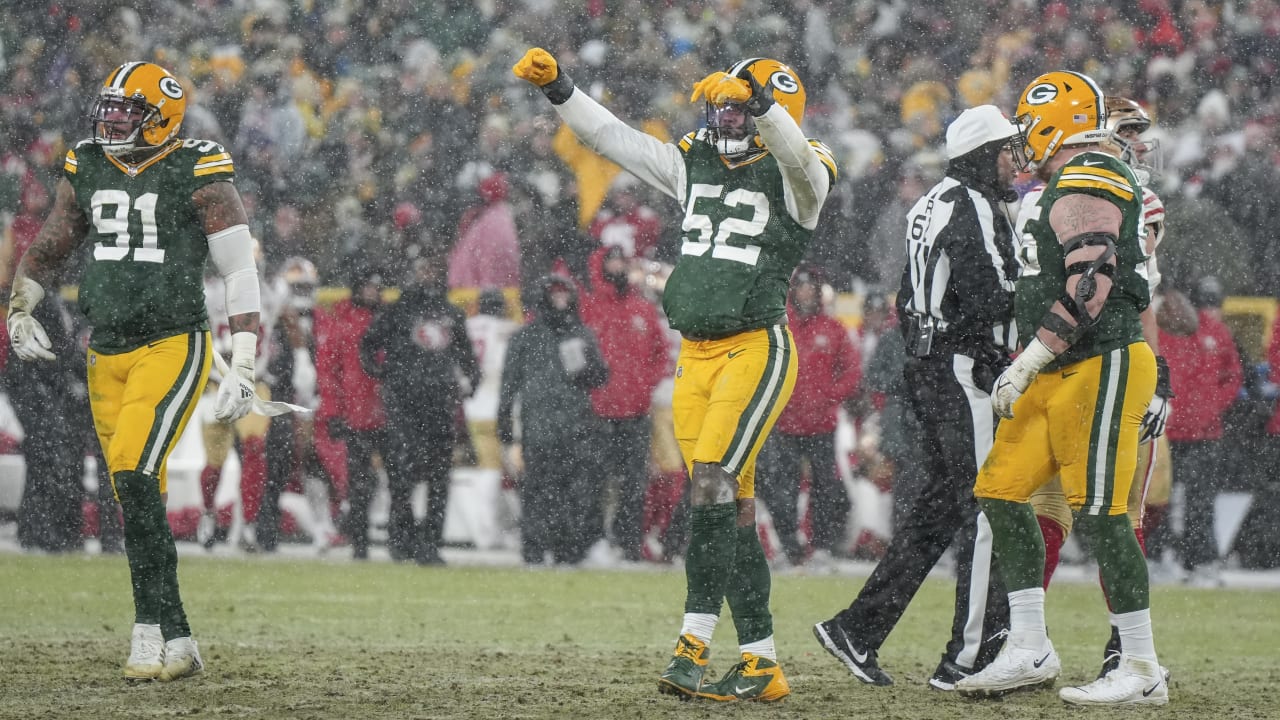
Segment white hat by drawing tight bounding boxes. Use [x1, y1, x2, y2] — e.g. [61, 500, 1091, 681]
[946, 105, 1018, 159]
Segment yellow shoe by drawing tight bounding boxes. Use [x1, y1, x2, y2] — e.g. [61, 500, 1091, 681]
[658, 634, 711, 699]
[697, 653, 790, 702]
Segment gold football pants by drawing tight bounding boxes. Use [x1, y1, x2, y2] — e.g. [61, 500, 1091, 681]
[976, 342, 1156, 517]
[671, 326, 797, 500]
[88, 330, 212, 496]
[1031, 433, 1172, 534]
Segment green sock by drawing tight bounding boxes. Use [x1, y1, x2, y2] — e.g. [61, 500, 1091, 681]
[683, 503, 737, 615]
[725, 525, 772, 645]
[116, 471, 190, 639]
[1076, 512, 1149, 613]
[977, 498, 1045, 591]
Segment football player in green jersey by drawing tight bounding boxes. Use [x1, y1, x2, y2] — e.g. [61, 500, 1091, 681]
[956, 71, 1168, 706]
[6, 61, 261, 682]
[514, 48, 837, 702]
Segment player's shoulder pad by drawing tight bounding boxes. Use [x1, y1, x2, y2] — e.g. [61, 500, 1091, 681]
[64, 138, 100, 174]
[808, 139, 838, 181]
[677, 131, 700, 155]
[179, 138, 236, 178]
[1054, 151, 1137, 203]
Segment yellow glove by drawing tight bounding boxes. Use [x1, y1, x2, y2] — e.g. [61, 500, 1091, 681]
[690, 71, 752, 105]
[512, 48, 560, 87]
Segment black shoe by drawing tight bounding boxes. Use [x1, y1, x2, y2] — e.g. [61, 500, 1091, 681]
[812, 619, 892, 686]
[928, 658, 972, 691]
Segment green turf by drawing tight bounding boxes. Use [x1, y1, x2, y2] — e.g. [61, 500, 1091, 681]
[2, 552, 1278, 719]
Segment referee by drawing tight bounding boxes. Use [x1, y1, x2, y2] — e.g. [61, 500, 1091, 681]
[814, 105, 1021, 689]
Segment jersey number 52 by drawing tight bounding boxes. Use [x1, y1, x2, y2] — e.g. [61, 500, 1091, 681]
[680, 183, 767, 266]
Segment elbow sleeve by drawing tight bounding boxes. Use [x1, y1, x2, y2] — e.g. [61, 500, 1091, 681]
[207, 224, 261, 316]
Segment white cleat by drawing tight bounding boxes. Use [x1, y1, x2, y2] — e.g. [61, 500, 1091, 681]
[1060, 655, 1168, 706]
[956, 637, 1060, 698]
[123, 623, 165, 680]
[158, 637, 204, 682]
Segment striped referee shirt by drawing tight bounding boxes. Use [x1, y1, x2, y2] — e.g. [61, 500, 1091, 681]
[897, 172, 1019, 357]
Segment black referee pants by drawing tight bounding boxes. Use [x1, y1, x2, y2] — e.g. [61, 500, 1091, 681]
[832, 352, 1008, 670]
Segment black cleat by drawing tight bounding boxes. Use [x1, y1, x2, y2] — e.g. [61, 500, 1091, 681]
[928, 657, 973, 691]
[813, 619, 893, 686]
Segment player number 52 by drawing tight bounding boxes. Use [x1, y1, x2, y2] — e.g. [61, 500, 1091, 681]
[680, 183, 767, 266]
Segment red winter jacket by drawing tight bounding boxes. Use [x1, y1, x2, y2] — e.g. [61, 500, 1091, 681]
[775, 307, 862, 436]
[315, 299, 386, 431]
[579, 246, 670, 419]
[1160, 309, 1242, 442]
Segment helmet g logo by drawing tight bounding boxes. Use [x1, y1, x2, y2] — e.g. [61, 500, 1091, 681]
[770, 71, 799, 94]
[159, 77, 184, 100]
[1025, 83, 1058, 105]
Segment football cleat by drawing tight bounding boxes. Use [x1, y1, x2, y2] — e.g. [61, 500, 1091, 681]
[158, 637, 204, 682]
[928, 657, 973, 692]
[697, 653, 790, 702]
[812, 619, 893, 686]
[956, 637, 1060, 698]
[123, 623, 165, 680]
[658, 634, 711, 700]
[1060, 655, 1168, 706]
[238, 522, 258, 553]
[197, 511, 217, 550]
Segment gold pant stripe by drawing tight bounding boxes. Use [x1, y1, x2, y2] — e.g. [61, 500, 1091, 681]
[140, 332, 207, 475]
[722, 325, 791, 475]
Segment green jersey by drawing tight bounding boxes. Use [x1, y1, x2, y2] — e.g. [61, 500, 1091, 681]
[64, 138, 235, 353]
[661, 132, 834, 338]
[1015, 151, 1148, 370]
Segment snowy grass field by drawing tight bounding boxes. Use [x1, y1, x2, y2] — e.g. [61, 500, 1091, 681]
[3, 550, 1279, 719]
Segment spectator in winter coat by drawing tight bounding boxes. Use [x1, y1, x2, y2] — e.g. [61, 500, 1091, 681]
[1160, 276, 1243, 585]
[579, 245, 671, 561]
[362, 257, 481, 565]
[498, 274, 608, 565]
[316, 263, 391, 559]
[755, 267, 861, 565]
[448, 172, 521, 291]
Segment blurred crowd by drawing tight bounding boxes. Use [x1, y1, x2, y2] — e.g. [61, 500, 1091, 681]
[2, 1, 1280, 574]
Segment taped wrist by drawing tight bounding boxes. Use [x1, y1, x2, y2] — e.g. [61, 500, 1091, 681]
[231, 331, 257, 376]
[541, 70, 575, 105]
[8, 276, 45, 315]
[1154, 355, 1174, 399]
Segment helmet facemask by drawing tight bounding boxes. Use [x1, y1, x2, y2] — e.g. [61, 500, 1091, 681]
[90, 92, 160, 157]
[1107, 112, 1162, 184]
[705, 101, 759, 158]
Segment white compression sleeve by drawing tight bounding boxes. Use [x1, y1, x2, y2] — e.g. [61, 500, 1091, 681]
[207, 224, 261, 317]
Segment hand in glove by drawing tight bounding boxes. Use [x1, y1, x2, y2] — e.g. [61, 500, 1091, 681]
[690, 70, 774, 115]
[7, 277, 55, 361]
[512, 47, 574, 103]
[1139, 356, 1174, 443]
[214, 331, 258, 423]
[690, 71, 751, 105]
[991, 338, 1057, 419]
[7, 310, 54, 361]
